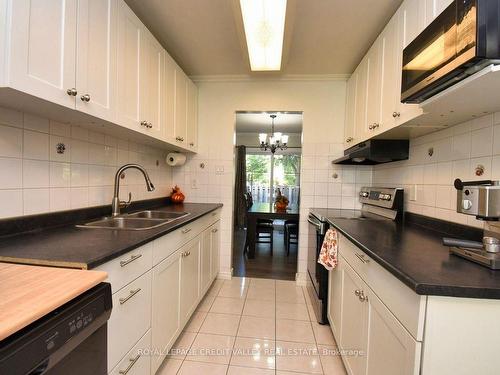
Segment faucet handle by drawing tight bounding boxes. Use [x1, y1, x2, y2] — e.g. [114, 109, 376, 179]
[120, 192, 132, 209]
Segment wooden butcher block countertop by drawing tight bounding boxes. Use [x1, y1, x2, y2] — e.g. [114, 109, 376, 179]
[0, 262, 107, 341]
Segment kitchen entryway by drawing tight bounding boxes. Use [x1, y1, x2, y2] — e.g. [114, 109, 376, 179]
[156, 277, 347, 374]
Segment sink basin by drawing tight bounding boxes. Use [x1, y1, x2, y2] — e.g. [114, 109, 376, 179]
[78, 217, 170, 231]
[127, 210, 189, 220]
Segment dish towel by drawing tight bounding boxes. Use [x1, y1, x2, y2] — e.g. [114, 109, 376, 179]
[318, 228, 338, 270]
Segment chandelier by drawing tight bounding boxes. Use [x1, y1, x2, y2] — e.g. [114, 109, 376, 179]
[259, 114, 289, 154]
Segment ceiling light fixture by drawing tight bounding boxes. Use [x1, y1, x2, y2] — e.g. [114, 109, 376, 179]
[240, 0, 287, 71]
[259, 114, 288, 154]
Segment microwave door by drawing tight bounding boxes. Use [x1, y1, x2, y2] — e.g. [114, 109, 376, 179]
[401, 3, 458, 101]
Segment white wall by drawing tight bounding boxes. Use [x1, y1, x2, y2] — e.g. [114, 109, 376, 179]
[0, 106, 172, 218]
[373, 112, 500, 229]
[172, 79, 372, 282]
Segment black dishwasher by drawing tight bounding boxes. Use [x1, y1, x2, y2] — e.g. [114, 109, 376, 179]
[0, 282, 112, 375]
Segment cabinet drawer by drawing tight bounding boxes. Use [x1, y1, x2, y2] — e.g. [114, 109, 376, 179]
[108, 271, 152, 371]
[96, 243, 152, 294]
[339, 234, 426, 341]
[110, 330, 151, 375]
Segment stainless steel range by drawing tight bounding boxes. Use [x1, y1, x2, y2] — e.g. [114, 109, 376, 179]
[307, 187, 404, 324]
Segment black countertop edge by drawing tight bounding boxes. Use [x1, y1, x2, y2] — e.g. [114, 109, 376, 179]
[84, 203, 224, 269]
[0, 197, 172, 238]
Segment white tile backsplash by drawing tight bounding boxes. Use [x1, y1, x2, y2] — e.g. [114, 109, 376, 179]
[0, 106, 173, 219]
[373, 111, 500, 228]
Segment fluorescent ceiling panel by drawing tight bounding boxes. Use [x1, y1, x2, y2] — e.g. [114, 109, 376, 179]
[240, 0, 287, 71]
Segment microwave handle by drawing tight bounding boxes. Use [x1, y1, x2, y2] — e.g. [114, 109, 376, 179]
[454, 178, 494, 190]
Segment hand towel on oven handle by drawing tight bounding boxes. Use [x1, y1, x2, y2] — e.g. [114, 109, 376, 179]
[318, 228, 338, 270]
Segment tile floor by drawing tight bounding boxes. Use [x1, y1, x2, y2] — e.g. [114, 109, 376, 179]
[156, 277, 347, 375]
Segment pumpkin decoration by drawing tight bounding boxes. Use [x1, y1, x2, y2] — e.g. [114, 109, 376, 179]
[274, 188, 289, 211]
[170, 185, 185, 204]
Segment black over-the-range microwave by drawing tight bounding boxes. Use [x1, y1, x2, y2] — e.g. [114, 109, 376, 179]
[401, 0, 500, 104]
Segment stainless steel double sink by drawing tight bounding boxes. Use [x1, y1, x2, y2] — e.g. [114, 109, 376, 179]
[78, 211, 190, 231]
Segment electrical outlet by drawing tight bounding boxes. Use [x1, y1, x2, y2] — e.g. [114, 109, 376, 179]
[191, 178, 198, 189]
[409, 184, 417, 201]
[215, 166, 224, 175]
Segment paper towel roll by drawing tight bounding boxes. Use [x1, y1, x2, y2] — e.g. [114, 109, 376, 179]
[166, 153, 187, 167]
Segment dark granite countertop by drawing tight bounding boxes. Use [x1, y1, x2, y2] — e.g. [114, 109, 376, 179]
[311, 208, 500, 299]
[0, 202, 222, 269]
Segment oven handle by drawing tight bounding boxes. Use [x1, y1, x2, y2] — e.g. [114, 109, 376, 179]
[308, 216, 325, 233]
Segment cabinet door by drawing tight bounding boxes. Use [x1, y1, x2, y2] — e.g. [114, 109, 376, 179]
[340, 261, 368, 375]
[380, 14, 400, 132]
[328, 257, 343, 339]
[139, 29, 163, 138]
[163, 53, 176, 143]
[366, 288, 421, 375]
[394, 0, 423, 123]
[186, 79, 198, 151]
[8, 0, 77, 108]
[210, 222, 220, 281]
[344, 72, 357, 149]
[151, 250, 181, 374]
[116, 0, 142, 130]
[180, 238, 201, 324]
[354, 57, 368, 144]
[365, 40, 382, 137]
[200, 229, 212, 295]
[76, 0, 117, 122]
[425, 0, 454, 26]
[174, 67, 187, 146]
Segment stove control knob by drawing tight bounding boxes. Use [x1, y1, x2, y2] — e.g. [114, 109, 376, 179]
[462, 199, 473, 210]
[360, 191, 369, 198]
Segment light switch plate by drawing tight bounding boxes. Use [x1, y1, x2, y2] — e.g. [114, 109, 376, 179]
[409, 184, 417, 201]
[215, 166, 224, 175]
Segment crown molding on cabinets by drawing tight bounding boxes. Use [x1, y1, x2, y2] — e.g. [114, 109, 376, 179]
[189, 73, 351, 83]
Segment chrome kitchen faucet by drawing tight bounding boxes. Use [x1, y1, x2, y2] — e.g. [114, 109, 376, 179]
[111, 164, 155, 216]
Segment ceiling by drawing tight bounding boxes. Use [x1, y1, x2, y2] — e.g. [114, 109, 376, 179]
[235, 112, 303, 133]
[124, 0, 403, 77]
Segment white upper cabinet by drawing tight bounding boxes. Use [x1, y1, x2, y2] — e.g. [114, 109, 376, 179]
[174, 67, 188, 146]
[354, 57, 368, 143]
[139, 29, 164, 138]
[344, 71, 358, 148]
[163, 53, 176, 143]
[186, 79, 198, 151]
[115, 0, 142, 130]
[424, 0, 454, 26]
[76, 0, 117, 122]
[365, 39, 383, 137]
[7, 0, 77, 108]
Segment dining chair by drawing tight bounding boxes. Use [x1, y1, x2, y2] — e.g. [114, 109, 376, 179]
[284, 220, 299, 256]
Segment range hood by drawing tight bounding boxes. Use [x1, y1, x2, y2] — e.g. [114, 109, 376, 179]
[332, 140, 409, 165]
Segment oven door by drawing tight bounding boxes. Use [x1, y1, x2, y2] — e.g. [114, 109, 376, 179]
[401, 0, 477, 102]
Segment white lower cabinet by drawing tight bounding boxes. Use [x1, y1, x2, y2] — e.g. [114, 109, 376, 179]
[108, 270, 152, 371]
[151, 250, 181, 374]
[100, 209, 221, 375]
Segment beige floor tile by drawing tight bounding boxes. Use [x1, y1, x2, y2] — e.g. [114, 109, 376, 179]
[312, 321, 337, 346]
[200, 313, 241, 336]
[228, 366, 275, 375]
[224, 277, 249, 287]
[206, 279, 224, 297]
[276, 319, 315, 343]
[156, 358, 183, 375]
[243, 299, 276, 318]
[276, 341, 322, 374]
[210, 296, 245, 315]
[178, 360, 228, 375]
[276, 302, 310, 321]
[276, 285, 305, 304]
[169, 331, 197, 359]
[230, 337, 276, 369]
[187, 333, 235, 364]
[218, 284, 248, 299]
[306, 302, 317, 321]
[319, 345, 347, 374]
[276, 371, 318, 375]
[276, 280, 297, 287]
[250, 278, 276, 288]
[247, 286, 275, 301]
[184, 311, 207, 333]
[197, 295, 216, 312]
[237, 316, 276, 340]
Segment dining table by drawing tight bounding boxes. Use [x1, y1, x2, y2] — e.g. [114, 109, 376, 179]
[246, 202, 300, 259]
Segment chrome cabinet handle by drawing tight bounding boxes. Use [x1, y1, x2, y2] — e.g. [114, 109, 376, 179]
[368, 124, 373, 130]
[80, 94, 91, 102]
[119, 288, 141, 305]
[372, 123, 379, 129]
[182, 228, 192, 234]
[354, 289, 361, 297]
[147, 122, 153, 129]
[120, 254, 142, 267]
[346, 137, 353, 143]
[119, 354, 140, 374]
[355, 253, 369, 264]
[67, 88, 78, 96]
[212, 228, 218, 233]
[392, 111, 401, 118]
[141, 121, 148, 127]
[189, 142, 194, 146]
[359, 291, 368, 302]
[182, 251, 191, 257]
